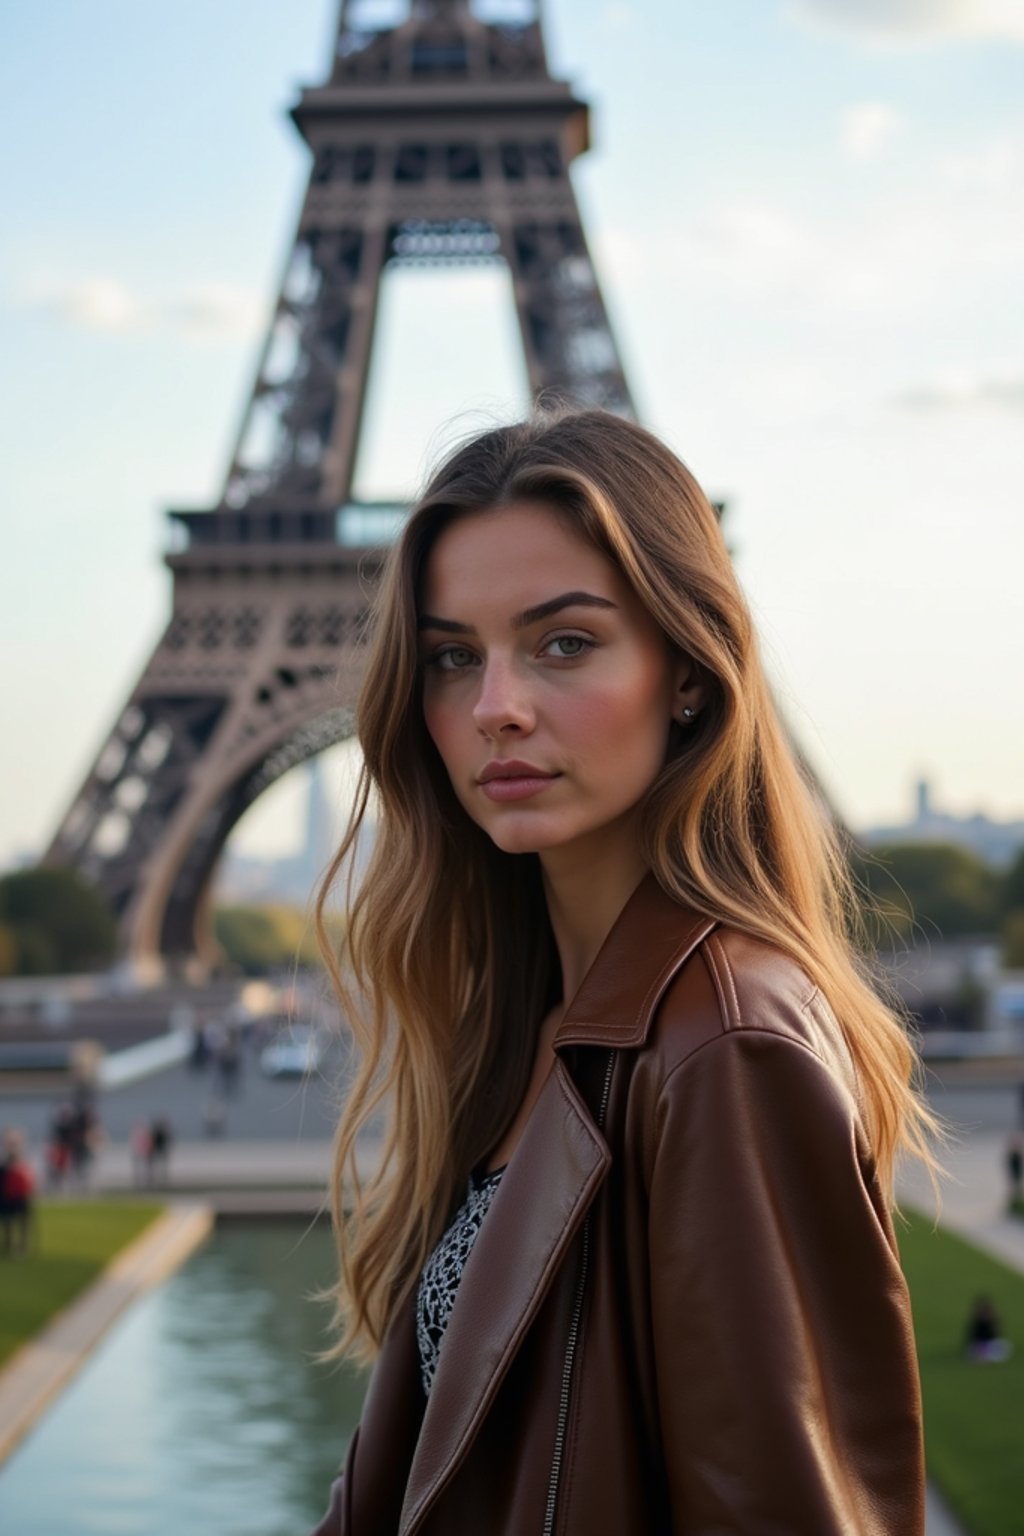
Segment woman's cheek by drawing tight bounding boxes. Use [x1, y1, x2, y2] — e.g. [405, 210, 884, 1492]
[586, 679, 671, 789]
[567, 686, 644, 763]
[425, 696, 470, 786]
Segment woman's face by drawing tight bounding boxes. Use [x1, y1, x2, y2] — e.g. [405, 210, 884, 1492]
[418, 501, 702, 861]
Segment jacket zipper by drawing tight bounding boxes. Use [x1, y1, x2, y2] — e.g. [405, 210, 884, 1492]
[542, 1048, 616, 1536]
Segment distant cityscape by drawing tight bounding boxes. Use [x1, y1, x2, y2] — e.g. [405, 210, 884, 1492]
[218, 766, 1024, 907]
[4, 768, 1021, 906]
[860, 778, 1024, 871]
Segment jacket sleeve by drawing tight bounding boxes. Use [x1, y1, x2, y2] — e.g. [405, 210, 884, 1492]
[648, 1026, 924, 1535]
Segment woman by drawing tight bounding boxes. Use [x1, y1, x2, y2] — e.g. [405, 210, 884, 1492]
[312, 409, 940, 1535]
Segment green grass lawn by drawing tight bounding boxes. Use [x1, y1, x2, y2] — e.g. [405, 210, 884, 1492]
[0, 1200, 163, 1367]
[900, 1207, 1024, 1536]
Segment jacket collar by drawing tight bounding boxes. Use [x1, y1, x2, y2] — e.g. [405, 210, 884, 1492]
[554, 869, 718, 1050]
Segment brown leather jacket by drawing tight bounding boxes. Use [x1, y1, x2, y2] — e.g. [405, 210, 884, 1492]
[312, 874, 924, 1534]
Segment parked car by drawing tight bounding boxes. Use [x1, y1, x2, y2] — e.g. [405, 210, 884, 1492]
[259, 1025, 326, 1078]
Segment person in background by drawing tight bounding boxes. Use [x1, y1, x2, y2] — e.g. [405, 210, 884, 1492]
[964, 1294, 1013, 1363]
[1, 1128, 36, 1258]
[1006, 1129, 1024, 1209]
[148, 1116, 173, 1185]
[46, 1102, 74, 1191]
[68, 1093, 100, 1188]
[131, 1121, 152, 1187]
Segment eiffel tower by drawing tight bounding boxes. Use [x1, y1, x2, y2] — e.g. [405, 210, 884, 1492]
[46, 0, 635, 975]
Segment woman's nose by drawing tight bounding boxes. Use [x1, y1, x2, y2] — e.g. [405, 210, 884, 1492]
[472, 658, 535, 736]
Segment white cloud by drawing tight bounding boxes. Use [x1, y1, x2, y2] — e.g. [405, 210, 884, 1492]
[50, 278, 149, 333]
[893, 367, 1024, 412]
[597, 161, 1024, 324]
[786, 0, 1024, 44]
[21, 278, 264, 340]
[942, 140, 1016, 187]
[680, 202, 823, 292]
[841, 102, 904, 159]
[162, 284, 265, 338]
[600, 201, 888, 311]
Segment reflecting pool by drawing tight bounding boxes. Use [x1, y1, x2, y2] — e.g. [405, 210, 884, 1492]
[0, 1221, 367, 1535]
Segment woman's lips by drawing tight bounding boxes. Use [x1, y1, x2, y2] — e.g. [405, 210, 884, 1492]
[480, 774, 560, 802]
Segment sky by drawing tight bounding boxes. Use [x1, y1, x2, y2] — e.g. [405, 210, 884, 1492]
[1, 0, 1022, 867]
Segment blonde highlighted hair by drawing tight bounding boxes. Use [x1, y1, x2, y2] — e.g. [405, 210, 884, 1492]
[316, 407, 943, 1364]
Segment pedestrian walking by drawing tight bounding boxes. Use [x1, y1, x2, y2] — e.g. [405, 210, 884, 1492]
[964, 1294, 1013, 1363]
[309, 409, 942, 1535]
[46, 1102, 74, 1191]
[68, 1095, 99, 1188]
[130, 1121, 151, 1187]
[1006, 1130, 1024, 1209]
[188, 1021, 210, 1071]
[148, 1116, 173, 1184]
[0, 1128, 36, 1258]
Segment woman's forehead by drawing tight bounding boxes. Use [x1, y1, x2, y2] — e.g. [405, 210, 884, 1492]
[422, 501, 613, 595]
[414, 504, 660, 643]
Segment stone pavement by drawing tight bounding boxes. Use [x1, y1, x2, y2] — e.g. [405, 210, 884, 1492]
[89, 1135, 337, 1192]
[897, 1128, 1024, 1273]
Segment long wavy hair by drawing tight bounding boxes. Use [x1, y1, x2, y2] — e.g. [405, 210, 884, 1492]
[316, 407, 943, 1364]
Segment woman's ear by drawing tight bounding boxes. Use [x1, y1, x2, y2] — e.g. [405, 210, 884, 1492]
[669, 655, 707, 726]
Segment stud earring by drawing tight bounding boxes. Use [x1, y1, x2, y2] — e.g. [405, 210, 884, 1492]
[682, 707, 696, 720]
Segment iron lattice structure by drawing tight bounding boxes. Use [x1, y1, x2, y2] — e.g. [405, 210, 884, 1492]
[46, 0, 635, 972]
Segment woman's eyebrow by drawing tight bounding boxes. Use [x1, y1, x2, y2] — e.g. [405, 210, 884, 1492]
[417, 590, 618, 634]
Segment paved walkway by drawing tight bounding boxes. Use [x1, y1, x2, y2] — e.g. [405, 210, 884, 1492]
[88, 1136, 337, 1191]
[897, 1128, 1024, 1271]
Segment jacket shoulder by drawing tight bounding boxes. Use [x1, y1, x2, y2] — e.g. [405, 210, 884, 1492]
[649, 924, 859, 1101]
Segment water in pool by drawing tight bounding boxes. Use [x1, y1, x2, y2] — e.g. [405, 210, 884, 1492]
[0, 1221, 368, 1535]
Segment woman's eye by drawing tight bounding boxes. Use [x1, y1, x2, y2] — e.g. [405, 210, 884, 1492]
[545, 635, 592, 659]
[427, 646, 476, 671]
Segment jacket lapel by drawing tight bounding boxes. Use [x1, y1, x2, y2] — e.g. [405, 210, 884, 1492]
[392, 873, 718, 1534]
[398, 1057, 611, 1536]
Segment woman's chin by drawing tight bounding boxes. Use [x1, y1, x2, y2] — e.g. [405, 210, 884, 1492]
[483, 818, 569, 857]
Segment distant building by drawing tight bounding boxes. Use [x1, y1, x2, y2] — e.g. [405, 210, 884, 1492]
[218, 757, 373, 906]
[861, 778, 1024, 869]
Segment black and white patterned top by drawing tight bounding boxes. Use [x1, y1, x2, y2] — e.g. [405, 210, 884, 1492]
[416, 1164, 506, 1396]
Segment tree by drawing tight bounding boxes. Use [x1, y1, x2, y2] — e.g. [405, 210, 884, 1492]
[214, 906, 286, 975]
[1002, 911, 1024, 969]
[0, 922, 18, 977]
[0, 866, 117, 973]
[214, 903, 343, 975]
[1001, 846, 1024, 918]
[851, 842, 999, 945]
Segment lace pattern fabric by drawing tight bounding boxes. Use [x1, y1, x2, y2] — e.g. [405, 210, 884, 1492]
[416, 1165, 505, 1396]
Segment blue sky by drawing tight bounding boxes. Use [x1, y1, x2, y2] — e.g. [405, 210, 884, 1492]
[1, 0, 1022, 865]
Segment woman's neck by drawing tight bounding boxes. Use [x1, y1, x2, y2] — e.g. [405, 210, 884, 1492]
[540, 823, 650, 1006]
